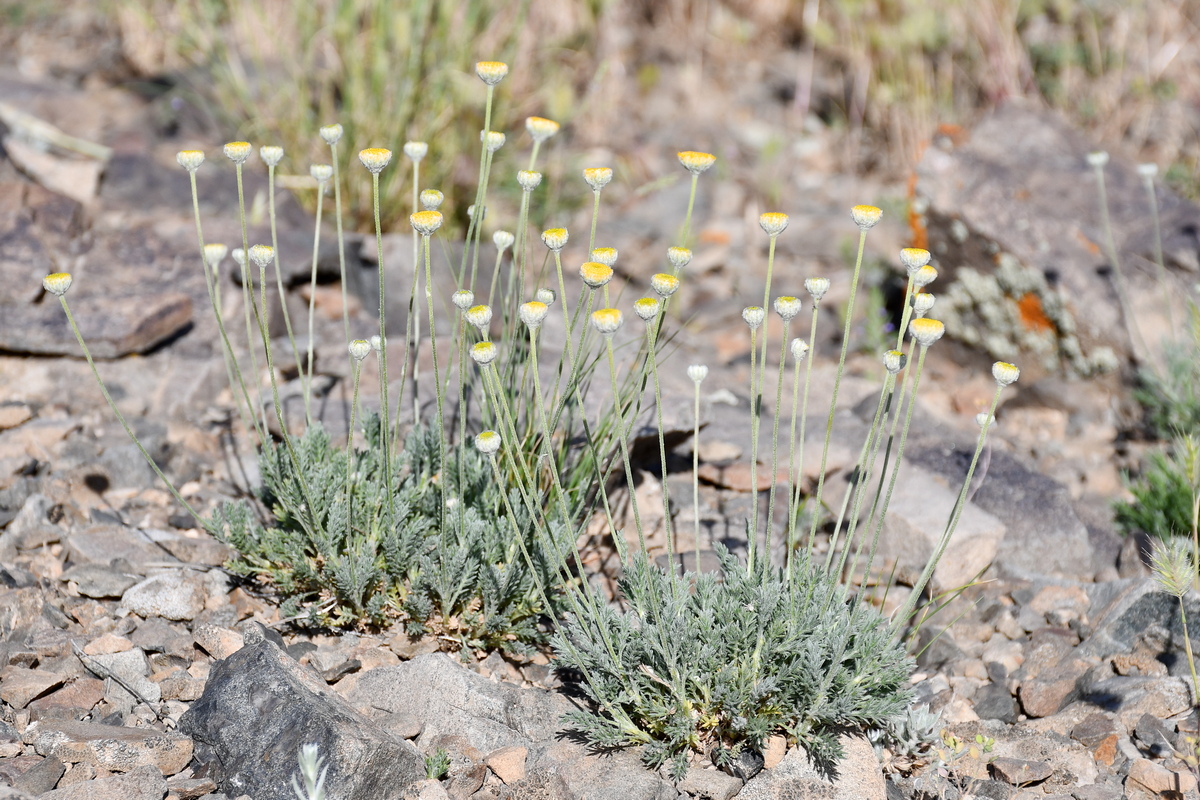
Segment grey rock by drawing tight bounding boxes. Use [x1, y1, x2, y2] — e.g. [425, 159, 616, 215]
[129, 617, 194, 660]
[30, 719, 192, 775]
[1080, 578, 1200, 663]
[179, 637, 426, 800]
[59, 564, 138, 599]
[0, 788, 37, 800]
[1070, 713, 1117, 747]
[990, 757, 1051, 786]
[735, 735, 885, 800]
[37, 763, 167, 800]
[1132, 712, 1174, 758]
[82, 647, 160, 705]
[121, 571, 206, 621]
[1070, 783, 1124, 800]
[677, 766, 742, 800]
[972, 684, 1018, 724]
[347, 655, 681, 800]
[64, 525, 180, 570]
[11, 754, 65, 795]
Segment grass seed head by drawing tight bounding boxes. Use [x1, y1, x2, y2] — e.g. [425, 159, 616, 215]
[42, 272, 73, 296]
[583, 167, 613, 191]
[591, 247, 618, 266]
[259, 145, 284, 167]
[223, 141, 252, 165]
[518, 170, 543, 191]
[358, 148, 393, 174]
[466, 304, 493, 332]
[900, 247, 931, 274]
[403, 141, 429, 162]
[482, 131, 506, 152]
[883, 349, 907, 374]
[633, 297, 661, 321]
[310, 164, 333, 183]
[790, 338, 809, 362]
[348, 339, 372, 361]
[909, 317, 945, 346]
[470, 341, 498, 366]
[688, 364, 709, 383]
[452, 290, 475, 311]
[742, 306, 766, 330]
[591, 308, 623, 335]
[910, 292, 935, 317]
[475, 429, 502, 455]
[1152, 539, 1194, 598]
[805, 276, 830, 303]
[580, 262, 614, 288]
[992, 361, 1020, 387]
[475, 60, 509, 85]
[248, 244, 274, 267]
[851, 204, 883, 230]
[525, 116, 560, 142]
[536, 287, 556, 305]
[650, 273, 680, 297]
[667, 246, 693, 270]
[774, 295, 802, 321]
[759, 212, 789, 237]
[541, 228, 569, 251]
[176, 150, 205, 172]
[677, 150, 716, 175]
[319, 124, 343, 145]
[913, 265, 938, 289]
[520, 301, 550, 329]
[203, 243, 228, 268]
[420, 189, 444, 210]
[493, 230, 515, 251]
[410, 210, 444, 236]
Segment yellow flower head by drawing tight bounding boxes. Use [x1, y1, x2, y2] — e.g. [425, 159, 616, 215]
[650, 273, 680, 298]
[42, 272, 73, 297]
[899, 247, 931, 274]
[410, 210, 444, 236]
[677, 151, 716, 175]
[348, 340, 372, 361]
[475, 430, 502, 455]
[358, 148, 393, 174]
[851, 204, 883, 230]
[667, 246, 692, 270]
[466, 304, 493, 332]
[992, 361, 1020, 387]
[591, 247, 618, 267]
[420, 189, 444, 210]
[470, 341, 498, 366]
[583, 167, 613, 191]
[525, 116, 560, 143]
[774, 296, 802, 321]
[759, 212, 789, 237]
[591, 308, 624, 335]
[633, 297, 661, 322]
[223, 141, 252, 165]
[580, 262, 614, 289]
[520, 301, 550, 329]
[176, 150, 205, 172]
[909, 318, 945, 347]
[475, 61, 509, 85]
[542, 228, 569, 251]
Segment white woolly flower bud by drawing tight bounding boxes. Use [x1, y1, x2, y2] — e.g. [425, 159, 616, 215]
[542, 228, 568, 252]
[410, 210, 443, 236]
[176, 150, 205, 172]
[370, 335, 382, 351]
[42, 272, 72, 296]
[1086, 151, 1109, 168]
[590, 308, 623, 335]
[481, 131, 505, 153]
[452, 290, 474, 311]
[910, 292, 935, 317]
[1137, 163, 1158, 179]
[319, 124, 343, 145]
[650, 273, 680, 297]
[470, 341, 498, 366]
[348, 339, 372, 361]
[517, 170, 542, 191]
[591, 247, 617, 266]
[475, 430, 502, 455]
[358, 148, 392, 174]
[465, 305, 493, 332]
[667, 247, 692, 270]
[805, 277, 830, 303]
[259, 145, 283, 167]
[899, 247, 931, 274]
[310, 164, 333, 183]
[403, 141, 428, 162]
[759, 212, 789, 237]
[583, 167, 613, 191]
[687, 364, 709, 383]
[493, 230, 515, 251]
[232, 248, 246, 266]
[992, 361, 1020, 387]
[203, 243, 228, 269]
[536, 288, 556, 306]
[912, 265, 937, 289]
[475, 61, 509, 85]
[851, 204, 882, 230]
[774, 296, 802, 321]
[790, 338, 809, 362]
[467, 204, 485, 221]
[223, 141, 252, 165]
[420, 189, 444, 210]
[909, 318, 945, 347]
[520, 301, 549, 329]
[742, 306, 766, 330]
[525, 116, 560, 143]
[976, 412, 996, 428]
[248, 244, 274, 268]
[580, 262, 614, 289]
[882, 350, 907, 374]
[633, 297, 661, 322]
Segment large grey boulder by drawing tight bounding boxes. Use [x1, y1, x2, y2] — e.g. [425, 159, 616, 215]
[179, 630, 426, 800]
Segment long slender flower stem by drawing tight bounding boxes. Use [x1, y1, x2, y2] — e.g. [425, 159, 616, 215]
[693, 377, 703, 573]
[328, 141, 350, 345]
[645, 321, 675, 575]
[681, 173, 699, 247]
[411, 159, 423, 430]
[748, 326, 760, 571]
[605, 337, 648, 556]
[552, 252, 575, 374]
[58, 297, 206, 529]
[371, 173, 394, 521]
[422, 232, 448, 542]
[764, 318, 791, 563]
[267, 162, 306, 422]
[305, 186, 325, 426]
[234, 163, 267, 434]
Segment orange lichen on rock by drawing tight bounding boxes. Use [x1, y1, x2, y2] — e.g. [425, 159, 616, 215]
[1016, 292, 1054, 333]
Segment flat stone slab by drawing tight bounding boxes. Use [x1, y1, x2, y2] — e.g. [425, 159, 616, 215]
[0, 666, 64, 709]
[30, 719, 193, 775]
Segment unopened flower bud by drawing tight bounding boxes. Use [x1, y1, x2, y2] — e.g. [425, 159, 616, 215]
[975, 412, 996, 428]
[348, 339, 372, 361]
[517, 170, 542, 191]
[319, 124, 343, 145]
[851, 204, 883, 230]
[909, 318, 945, 346]
[591, 308, 623, 335]
[899, 247, 931, 274]
[774, 296, 802, 321]
[232, 248, 246, 266]
[475, 61, 509, 85]
[633, 297, 661, 321]
[883, 350, 907, 374]
[742, 306, 766, 330]
[1086, 151, 1109, 168]
[805, 277, 830, 303]
[520, 301, 549, 329]
[667, 246, 692, 269]
[475, 430, 502, 455]
[466, 304, 493, 332]
[248, 244, 274, 267]
[687, 364, 708, 383]
[583, 167, 613, 191]
[650, 273, 680, 297]
[176, 150, 205, 172]
[536, 287, 556, 305]
[482, 131, 506, 152]
[310, 164, 333, 183]
[790, 338, 809, 362]
[1137, 162, 1158, 179]
[470, 341, 498, 365]
[203, 243, 228, 268]
[410, 210, 443, 236]
[42, 272, 72, 296]
[991, 361, 1020, 387]
[912, 265, 937, 289]
[358, 148, 392, 174]
[403, 141, 428, 162]
[493, 230, 515, 251]
[467, 204, 485, 221]
[370, 335, 382, 351]
[910, 292, 935, 316]
[525, 116, 560, 143]
[591, 247, 617, 266]
[223, 141, 252, 165]
[542, 228, 568, 251]
[420, 189, 444, 210]
[452, 290, 474, 311]
[259, 145, 283, 167]
[759, 212, 789, 237]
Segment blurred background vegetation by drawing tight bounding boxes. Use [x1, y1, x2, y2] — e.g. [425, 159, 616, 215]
[97, 0, 1200, 229]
